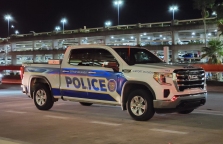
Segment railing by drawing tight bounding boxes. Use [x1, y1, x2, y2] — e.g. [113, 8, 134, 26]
[10, 17, 216, 38]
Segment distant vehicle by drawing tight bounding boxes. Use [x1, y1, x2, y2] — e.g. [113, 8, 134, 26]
[182, 53, 194, 58]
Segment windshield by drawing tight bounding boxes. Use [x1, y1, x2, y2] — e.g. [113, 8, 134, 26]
[113, 48, 163, 65]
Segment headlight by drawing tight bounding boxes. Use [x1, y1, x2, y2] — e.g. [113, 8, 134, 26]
[153, 72, 172, 86]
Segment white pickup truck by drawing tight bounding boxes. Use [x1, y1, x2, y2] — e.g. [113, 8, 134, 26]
[21, 45, 207, 121]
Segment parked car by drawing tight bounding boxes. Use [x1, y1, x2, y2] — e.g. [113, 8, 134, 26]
[182, 53, 194, 58]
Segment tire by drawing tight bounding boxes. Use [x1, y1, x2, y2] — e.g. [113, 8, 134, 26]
[178, 109, 194, 114]
[126, 89, 155, 121]
[33, 84, 54, 110]
[80, 102, 93, 106]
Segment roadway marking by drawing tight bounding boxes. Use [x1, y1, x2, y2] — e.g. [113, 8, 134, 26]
[90, 121, 121, 126]
[0, 140, 20, 144]
[4, 110, 27, 114]
[196, 110, 223, 114]
[45, 115, 69, 120]
[150, 128, 188, 135]
[0, 139, 23, 144]
[55, 103, 67, 106]
[193, 112, 223, 116]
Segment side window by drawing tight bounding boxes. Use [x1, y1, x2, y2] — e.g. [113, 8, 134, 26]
[93, 49, 117, 67]
[134, 51, 150, 62]
[69, 49, 94, 66]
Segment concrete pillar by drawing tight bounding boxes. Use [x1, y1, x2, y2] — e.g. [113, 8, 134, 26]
[11, 43, 16, 52]
[11, 54, 17, 65]
[172, 49, 178, 63]
[33, 54, 36, 63]
[200, 34, 205, 44]
[41, 55, 45, 62]
[4, 45, 8, 65]
[105, 36, 109, 45]
[32, 41, 36, 51]
[163, 46, 169, 63]
[172, 31, 179, 45]
[52, 40, 59, 49]
[78, 38, 83, 45]
[136, 34, 141, 46]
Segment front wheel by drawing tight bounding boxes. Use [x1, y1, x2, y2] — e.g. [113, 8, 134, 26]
[127, 89, 155, 121]
[80, 102, 93, 106]
[178, 109, 194, 114]
[34, 84, 54, 110]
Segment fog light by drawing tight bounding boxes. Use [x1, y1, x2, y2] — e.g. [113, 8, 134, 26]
[171, 96, 178, 102]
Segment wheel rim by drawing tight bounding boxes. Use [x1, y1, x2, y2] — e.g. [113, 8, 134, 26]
[35, 89, 47, 106]
[130, 96, 147, 116]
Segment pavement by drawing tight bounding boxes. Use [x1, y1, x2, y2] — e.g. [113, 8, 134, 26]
[0, 84, 222, 144]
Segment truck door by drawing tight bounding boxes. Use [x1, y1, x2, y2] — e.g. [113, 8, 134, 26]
[84, 48, 126, 104]
[60, 48, 95, 99]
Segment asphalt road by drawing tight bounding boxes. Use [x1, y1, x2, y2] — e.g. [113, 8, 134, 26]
[0, 84, 222, 144]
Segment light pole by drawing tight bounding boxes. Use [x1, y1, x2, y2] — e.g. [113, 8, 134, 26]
[105, 21, 112, 27]
[169, 6, 178, 20]
[114, 0, 123, 25]
[60, 18, 67, 34]
[4, 15, 12, 37]
[55, 26, 61, 32]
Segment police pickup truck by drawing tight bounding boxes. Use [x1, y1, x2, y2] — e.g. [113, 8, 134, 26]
[21, 45, 207, 121]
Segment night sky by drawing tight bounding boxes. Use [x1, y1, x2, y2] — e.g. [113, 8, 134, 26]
[0, 0, 222, 37]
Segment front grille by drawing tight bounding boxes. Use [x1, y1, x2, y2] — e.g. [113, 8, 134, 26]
[173, 69, 205, 92]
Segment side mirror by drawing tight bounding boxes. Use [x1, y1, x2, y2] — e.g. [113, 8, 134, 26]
[103, 62, 119, 72]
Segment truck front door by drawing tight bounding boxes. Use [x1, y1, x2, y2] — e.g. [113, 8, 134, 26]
[84, 48, 126, 104]
[60, 48, 95, 99]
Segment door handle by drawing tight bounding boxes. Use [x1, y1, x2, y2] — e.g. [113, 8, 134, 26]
[88, 72, 96, 74]
[62, 70, 70, 73]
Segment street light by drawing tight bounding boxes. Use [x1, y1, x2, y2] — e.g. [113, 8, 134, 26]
[55, 26, 61, 32]
[114, 0, 123, 25]
[105, 21, 111, 27]
[169, 6, 178, 20]
[15, 30, 19, 35]
[212, 11, 217, 16]
[4, 15, 12, 37]
[60, 18, 67, 34]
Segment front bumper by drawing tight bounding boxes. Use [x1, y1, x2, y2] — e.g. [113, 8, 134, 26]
[154, 93, 207, 113]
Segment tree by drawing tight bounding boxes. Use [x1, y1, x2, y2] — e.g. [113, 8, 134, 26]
[201, 39, 223, 64]
[215, 3, 223, 36]
[193, 0, 216, 47]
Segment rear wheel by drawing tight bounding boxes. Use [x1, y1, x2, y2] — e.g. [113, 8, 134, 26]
[34, 84, 54, 110]
[80, 102, 93, 106]
[178, 109, 194, 114]
[127, 89, 155, 121]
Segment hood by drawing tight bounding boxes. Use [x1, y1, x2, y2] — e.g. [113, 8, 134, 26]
[133, 63, 201, 73]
